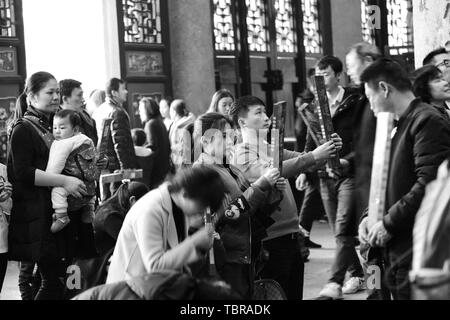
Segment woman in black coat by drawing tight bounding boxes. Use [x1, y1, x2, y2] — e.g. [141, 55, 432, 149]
[7, 72, 90, 300]
[138, 97, 171, 189]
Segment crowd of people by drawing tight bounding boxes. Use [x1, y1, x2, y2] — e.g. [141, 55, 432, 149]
[0, 40, 449, 301]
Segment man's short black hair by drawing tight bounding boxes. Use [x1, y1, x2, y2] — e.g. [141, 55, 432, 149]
[317, 55, 343, 75]
[59, 79, 82, 104]
[423, 48, 448, 66]
[229, 96, 265, 128]
[54, 109, 81, 128]
[106, 78, 125, 97]
[167, 165, 226, 212]
[360, 58, 412, 92]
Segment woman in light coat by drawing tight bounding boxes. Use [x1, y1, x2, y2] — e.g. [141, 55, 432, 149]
[106, 166, 226, 284]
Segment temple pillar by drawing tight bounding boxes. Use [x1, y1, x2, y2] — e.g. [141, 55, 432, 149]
[412, 0, 450, 68]
[330, 0, 364, 62]
[168, 0, 216, 115]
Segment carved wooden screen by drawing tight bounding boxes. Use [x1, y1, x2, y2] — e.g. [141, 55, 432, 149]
[0, 0, 26, 163]
[361, 0, 377, 44]
[122, 0, 162, 44]
[301, 0, 322, 55]
[116, 0, 171, 128]
[246, 0, 269, 53]
[211, 0, 331, 142]
[386, 0, 415, 72]
[275, 0, 297, 54]
[213, 0, 236, 52]
[387, 0, 414, 55]
[360, 0, 414, 72]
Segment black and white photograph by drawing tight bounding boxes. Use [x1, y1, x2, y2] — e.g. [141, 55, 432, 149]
[0, 47, 17, 75]
[0, 0, 450, 312]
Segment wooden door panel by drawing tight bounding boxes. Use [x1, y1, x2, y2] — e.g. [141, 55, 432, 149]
[216, 57, 238, 83]
[126, 82, 165, 127]
[216, 57, 238, 97]
[277, 58, 297, 82]
[249, 56, 268, 83]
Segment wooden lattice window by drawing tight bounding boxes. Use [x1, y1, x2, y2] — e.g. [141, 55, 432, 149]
[121, 0, 162, 44]
[275, 0, 297, 54]
[0, 0, 16, 37]
[212, 0, 235, 52]
[245, 0, 269, 52]
[301, 0, 322, 55]
[387, 0, 414, 55]
[361, 0, 376, 44]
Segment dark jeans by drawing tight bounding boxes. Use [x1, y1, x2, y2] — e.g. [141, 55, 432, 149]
[0, 253, 7, 293]
[260, 234, 304, 300]
[320, 177, 364, 285]
[34, 259, 65, 300]
[18, 261, 41, 300]
[299, 178, 325, 233]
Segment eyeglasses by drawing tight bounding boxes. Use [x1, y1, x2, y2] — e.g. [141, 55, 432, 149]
[436, 59, 450, 69]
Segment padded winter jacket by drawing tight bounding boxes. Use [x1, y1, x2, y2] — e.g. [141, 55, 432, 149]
[383, 99, 450, 257]
[93, 98, 138, 171]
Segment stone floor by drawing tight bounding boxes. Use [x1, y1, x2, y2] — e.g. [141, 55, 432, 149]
[303, 221, 366, 300]
[0, 221, 366, 300]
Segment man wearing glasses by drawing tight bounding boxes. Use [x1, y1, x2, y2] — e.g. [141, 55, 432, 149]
[423, 47, 450, 108]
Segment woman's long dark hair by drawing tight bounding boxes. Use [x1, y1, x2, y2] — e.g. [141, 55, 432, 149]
[15, 71, 56, 120]
[207, 89, 234, 113]
[140, 97, 162, 121]
[8, 71, 56, 137]
[411, 65, 443, 104]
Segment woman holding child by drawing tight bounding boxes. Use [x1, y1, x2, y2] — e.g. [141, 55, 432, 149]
[7, 71, 95, 300]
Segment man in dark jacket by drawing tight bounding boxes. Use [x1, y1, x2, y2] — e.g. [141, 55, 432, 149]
[359, 59, 450, 300]
[59, 79, 99, 146]
[300, 56, 365, 299]
[93, 78, 138, 199]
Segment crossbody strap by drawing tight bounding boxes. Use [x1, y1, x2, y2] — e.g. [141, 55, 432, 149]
[22, 116, 54, 149]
